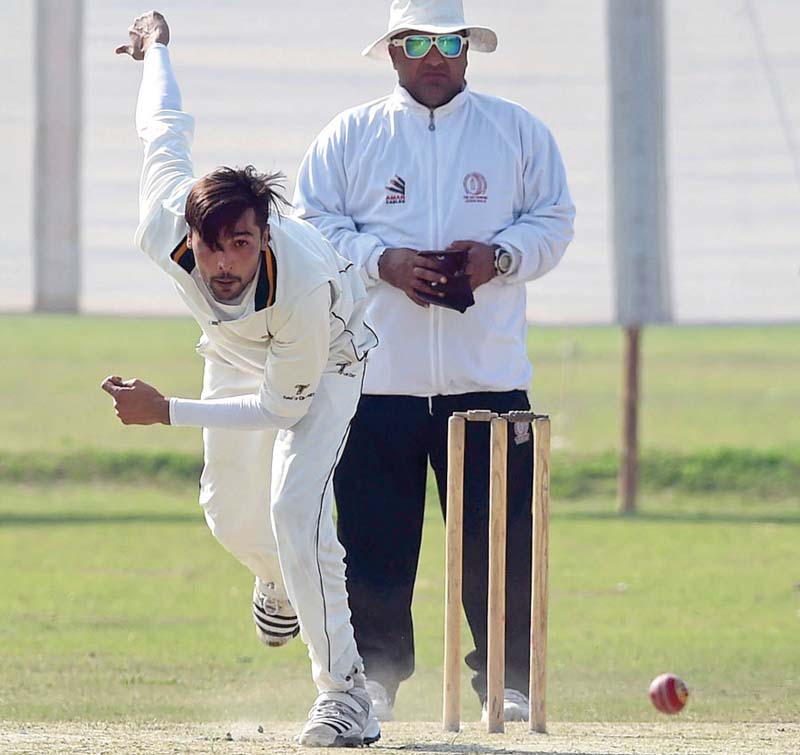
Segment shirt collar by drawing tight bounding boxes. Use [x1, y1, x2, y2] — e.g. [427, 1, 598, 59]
[391, 83, 470, 118]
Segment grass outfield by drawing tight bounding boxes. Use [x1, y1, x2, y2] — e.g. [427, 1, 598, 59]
[1, 316, 799, 724]
[1, 316, 799, 455]
[1, 483, 799, 722]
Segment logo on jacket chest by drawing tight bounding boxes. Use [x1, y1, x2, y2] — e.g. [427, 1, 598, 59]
[385, 175, 406, 204]
[384, 173, 488, 205]
[463, 172, 488, 204]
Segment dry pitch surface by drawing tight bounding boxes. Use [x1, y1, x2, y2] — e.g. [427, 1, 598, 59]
[2, 722, 798, 755]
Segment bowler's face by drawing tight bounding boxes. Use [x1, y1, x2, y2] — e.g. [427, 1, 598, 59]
[188, 208, 268, 302]
[389, 30, 468, 109]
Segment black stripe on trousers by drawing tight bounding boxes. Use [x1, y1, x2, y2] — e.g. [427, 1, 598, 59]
[312, 367, 366, 672]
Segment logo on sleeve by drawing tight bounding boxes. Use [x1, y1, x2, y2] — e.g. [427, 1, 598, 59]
[336, 362, 358, 378]
[385, 175, 406, 204]
[463, 172, 488, 204]
[282, 383, 315, 401]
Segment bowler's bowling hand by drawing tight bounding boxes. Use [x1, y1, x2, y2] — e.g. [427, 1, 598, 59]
[101, 375, 171, 425]
[447, 240, 497, 290]
[378, 247, 448, 308]
[115, 10, 170, 60]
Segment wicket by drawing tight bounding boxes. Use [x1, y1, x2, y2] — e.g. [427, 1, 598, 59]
[443, 409, 551, 734]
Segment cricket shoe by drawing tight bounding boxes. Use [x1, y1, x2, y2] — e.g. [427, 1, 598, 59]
[297, 686, 381, 747]
[252, 579, 299, 647]
[365, 679, 395, 722]
[481, 688, 530, 723]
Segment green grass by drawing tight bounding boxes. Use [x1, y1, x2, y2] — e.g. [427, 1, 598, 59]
[0, 315, 203, 455]
[2, 315, 799, 499]
[3, 446, 799, 500]
[1, 482, 798, 722]
[1, 316, 798, 455]
[1, 315, 799, 722]
[530, 323, 800, 452]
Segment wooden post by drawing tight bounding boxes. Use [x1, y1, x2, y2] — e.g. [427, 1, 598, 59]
[608, 0, 671, 513]
[486, 417, 508, 733]
[443, 416, 465, 732]
[34, 0, 83, 312]
[619, 327, 640, 513]
[529, 416, 551, 733]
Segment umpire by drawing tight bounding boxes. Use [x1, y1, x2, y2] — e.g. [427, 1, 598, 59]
[294, 0, 575, 722]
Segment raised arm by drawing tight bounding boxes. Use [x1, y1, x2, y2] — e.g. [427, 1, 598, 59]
[117, 11, 196, 250]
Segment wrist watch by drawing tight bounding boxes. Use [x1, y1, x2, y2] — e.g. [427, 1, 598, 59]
[493, 246, 514, 276]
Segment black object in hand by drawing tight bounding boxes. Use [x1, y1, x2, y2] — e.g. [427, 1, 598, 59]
[416, 250, 475, 314]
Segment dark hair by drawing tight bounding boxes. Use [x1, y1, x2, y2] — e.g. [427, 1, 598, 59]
[185, 165, 290, 247]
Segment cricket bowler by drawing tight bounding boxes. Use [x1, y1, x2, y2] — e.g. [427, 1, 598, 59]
[101, 11, 379, 747]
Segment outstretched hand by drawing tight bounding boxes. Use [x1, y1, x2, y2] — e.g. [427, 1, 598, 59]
[101, 375, 171, 425]
[115, 10, 170, 60]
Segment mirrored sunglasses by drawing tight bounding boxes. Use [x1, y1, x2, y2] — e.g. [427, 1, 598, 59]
[389, 34, 468, 60]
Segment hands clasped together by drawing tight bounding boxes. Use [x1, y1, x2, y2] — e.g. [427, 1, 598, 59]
[378, 240, 497, 312]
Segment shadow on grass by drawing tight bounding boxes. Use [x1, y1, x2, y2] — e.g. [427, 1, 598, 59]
[554, 509, 800, 525]
[0, 512, 199, 527]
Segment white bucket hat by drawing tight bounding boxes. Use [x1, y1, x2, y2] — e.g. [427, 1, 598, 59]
[362, 0, 498, 61]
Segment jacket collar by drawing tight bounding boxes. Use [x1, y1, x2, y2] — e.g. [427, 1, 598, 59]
[391, 83, 470, 119]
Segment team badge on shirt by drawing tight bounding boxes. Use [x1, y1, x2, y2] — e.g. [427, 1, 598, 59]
[385, 175, 406, 204]
[463, 172, 488, 204]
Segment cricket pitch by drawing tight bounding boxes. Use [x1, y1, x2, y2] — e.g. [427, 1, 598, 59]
[2, 721, 798, 755]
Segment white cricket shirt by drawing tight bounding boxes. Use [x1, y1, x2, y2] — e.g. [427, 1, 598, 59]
[133, 44, 376, 428]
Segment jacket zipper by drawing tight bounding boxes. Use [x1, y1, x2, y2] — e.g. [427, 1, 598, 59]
[428, 107, 446, 395]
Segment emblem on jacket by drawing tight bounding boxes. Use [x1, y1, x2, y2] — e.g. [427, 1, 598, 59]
[513, 421, 531, 446]
[385, 175, 406, 205]
[463, 172, 488, 204]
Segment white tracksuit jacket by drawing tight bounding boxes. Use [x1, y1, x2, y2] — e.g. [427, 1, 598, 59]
[294, 84, 575, 397]
[133, 44, 375, 692]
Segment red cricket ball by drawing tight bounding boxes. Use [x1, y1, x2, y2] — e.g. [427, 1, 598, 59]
[649, 673, 689, 714]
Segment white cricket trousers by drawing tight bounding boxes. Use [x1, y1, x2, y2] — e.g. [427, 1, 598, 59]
[199, 356, 363, 692]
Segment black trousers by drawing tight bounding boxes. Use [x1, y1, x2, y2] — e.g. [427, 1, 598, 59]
[334, 391, 534, 703]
